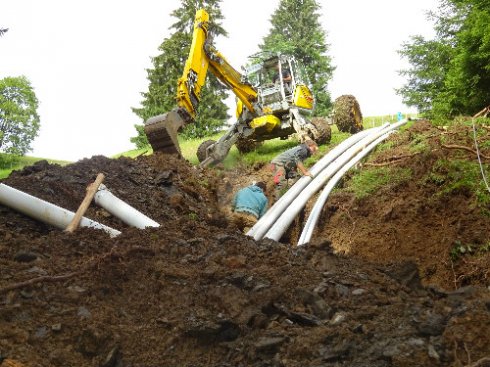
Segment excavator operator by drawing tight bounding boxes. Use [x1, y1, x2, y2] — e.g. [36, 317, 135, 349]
[272, 64, 292, 84]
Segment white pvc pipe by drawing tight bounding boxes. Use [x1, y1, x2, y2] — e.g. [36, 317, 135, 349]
[94, 185, 160, 229]
[298, 131, 394, 246]
[247, 124, 388, 240]
[264, 120, 407, 241]
[0, 183, 121, 237]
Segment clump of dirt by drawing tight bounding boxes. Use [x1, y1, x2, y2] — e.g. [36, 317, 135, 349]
[1, 120, 489, 366]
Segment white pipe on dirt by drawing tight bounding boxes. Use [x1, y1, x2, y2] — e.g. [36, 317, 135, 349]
[0, 183, 121, 237]
[264, 120, 408, 242]
[298, 131, 395, 246]
[247, 124, 389, 240]
[94, 185, 160, 229]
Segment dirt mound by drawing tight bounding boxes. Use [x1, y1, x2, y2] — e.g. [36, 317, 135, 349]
[313, 120, 490, 290]
[1, 120, 489, 366]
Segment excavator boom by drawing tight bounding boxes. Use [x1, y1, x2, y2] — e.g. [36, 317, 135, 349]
[142, 9, 345, 166]
[144, 9, 258, 156]
[143, 9, 209, 154]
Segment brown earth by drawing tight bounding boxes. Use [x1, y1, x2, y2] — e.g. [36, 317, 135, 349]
[1, 120, 489, 366]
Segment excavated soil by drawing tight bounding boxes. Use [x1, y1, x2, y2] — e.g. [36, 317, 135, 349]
[1, 120, 489, 366]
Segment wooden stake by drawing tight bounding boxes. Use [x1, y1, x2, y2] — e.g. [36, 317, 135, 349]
[65, 173, 105, 233]
[473, 105, 490, 118]
[1, 359, 27, 367]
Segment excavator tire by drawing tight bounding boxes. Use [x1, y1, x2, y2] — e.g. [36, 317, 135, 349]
[235, 137, 263, 154]
[332, 95, 364, 134]
[197, 139, 216, 163]
[309, 117, 332, 145]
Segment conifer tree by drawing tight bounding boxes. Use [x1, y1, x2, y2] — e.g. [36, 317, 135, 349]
[398, 0, 490, 120]
[131, 0, 229, 148]
[260, 0, 334, 116]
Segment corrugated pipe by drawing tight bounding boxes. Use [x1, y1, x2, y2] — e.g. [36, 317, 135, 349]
[263, 120, 408, 242]
[94, 184, 160, 229]
[247, 124, 388, 240]
[0, 183, 121, 237]
[297, 130, 395, 246]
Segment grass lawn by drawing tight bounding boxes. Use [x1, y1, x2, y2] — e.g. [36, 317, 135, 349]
[0, 155, 70, 179]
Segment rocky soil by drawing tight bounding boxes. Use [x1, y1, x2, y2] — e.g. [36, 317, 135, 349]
[1, 120, 489, 366]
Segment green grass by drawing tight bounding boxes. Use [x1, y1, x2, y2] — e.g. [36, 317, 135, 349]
[408, 133, 430, 154]
[427, 159, 490, 208]
[344, 166, 413, 199]
[0, 113, 417, 179]
[113, 148, 150, 159]
[118, 132, 313, 169]
[362, 113, 417, 129]
[375, 140, 396, 153]
[0, 154, 70, 179]
[450, 239, 490, 262]
[173, 119, 398, 169]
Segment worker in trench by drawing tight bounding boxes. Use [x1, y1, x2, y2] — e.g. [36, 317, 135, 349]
[231, 181, 268, 233]
[270, 139, 318, 200]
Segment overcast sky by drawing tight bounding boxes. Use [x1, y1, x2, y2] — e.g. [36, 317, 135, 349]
[2, 0, 438, 161]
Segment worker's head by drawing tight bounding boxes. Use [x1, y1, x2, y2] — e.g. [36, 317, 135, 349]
[255, 181, 266, 192]
[305, 139, 318, 154]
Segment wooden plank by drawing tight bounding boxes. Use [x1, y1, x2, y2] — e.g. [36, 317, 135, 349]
[65, 173, 105, 233]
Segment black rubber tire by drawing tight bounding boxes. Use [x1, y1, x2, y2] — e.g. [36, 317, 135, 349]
[332, 95, 364, 134]
[196, 139, 216, 163]
[235, 137, 263, 154]
[309, 117, 332, 145]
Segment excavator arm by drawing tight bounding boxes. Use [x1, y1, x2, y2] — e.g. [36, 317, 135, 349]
[144, 9, 260, 156]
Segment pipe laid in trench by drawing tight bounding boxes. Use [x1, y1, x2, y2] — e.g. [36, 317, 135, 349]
[247, 125, 388, 241]
[94, 185, 160, 229]
[297, 131, 395, 246]
[263, 120, 408, 242]
[0, 183, 121, 237]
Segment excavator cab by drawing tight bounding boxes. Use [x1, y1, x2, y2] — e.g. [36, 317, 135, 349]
[230, 53, 320, 151]
[243, 54, 310, 108]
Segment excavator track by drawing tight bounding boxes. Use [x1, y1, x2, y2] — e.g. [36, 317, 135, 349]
[143, 109, 188, 155]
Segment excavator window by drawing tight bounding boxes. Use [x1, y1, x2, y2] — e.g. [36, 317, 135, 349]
[245, 62, 267, 87]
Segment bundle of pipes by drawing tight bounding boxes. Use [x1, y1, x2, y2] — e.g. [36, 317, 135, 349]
[0, 183, 122, 238]
[247, 120, 408, 243]
[0, 182, 160, 238]
[246, 126, 384, 241]
[297, 130, 396, 246]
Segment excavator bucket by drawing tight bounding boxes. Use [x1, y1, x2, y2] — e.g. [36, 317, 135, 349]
[143, 109, 187, 155]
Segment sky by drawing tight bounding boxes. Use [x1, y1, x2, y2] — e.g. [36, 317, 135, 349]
[1, 0, 439, 162]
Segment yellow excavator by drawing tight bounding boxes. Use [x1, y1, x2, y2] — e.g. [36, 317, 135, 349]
[144, 9, 346, 167]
